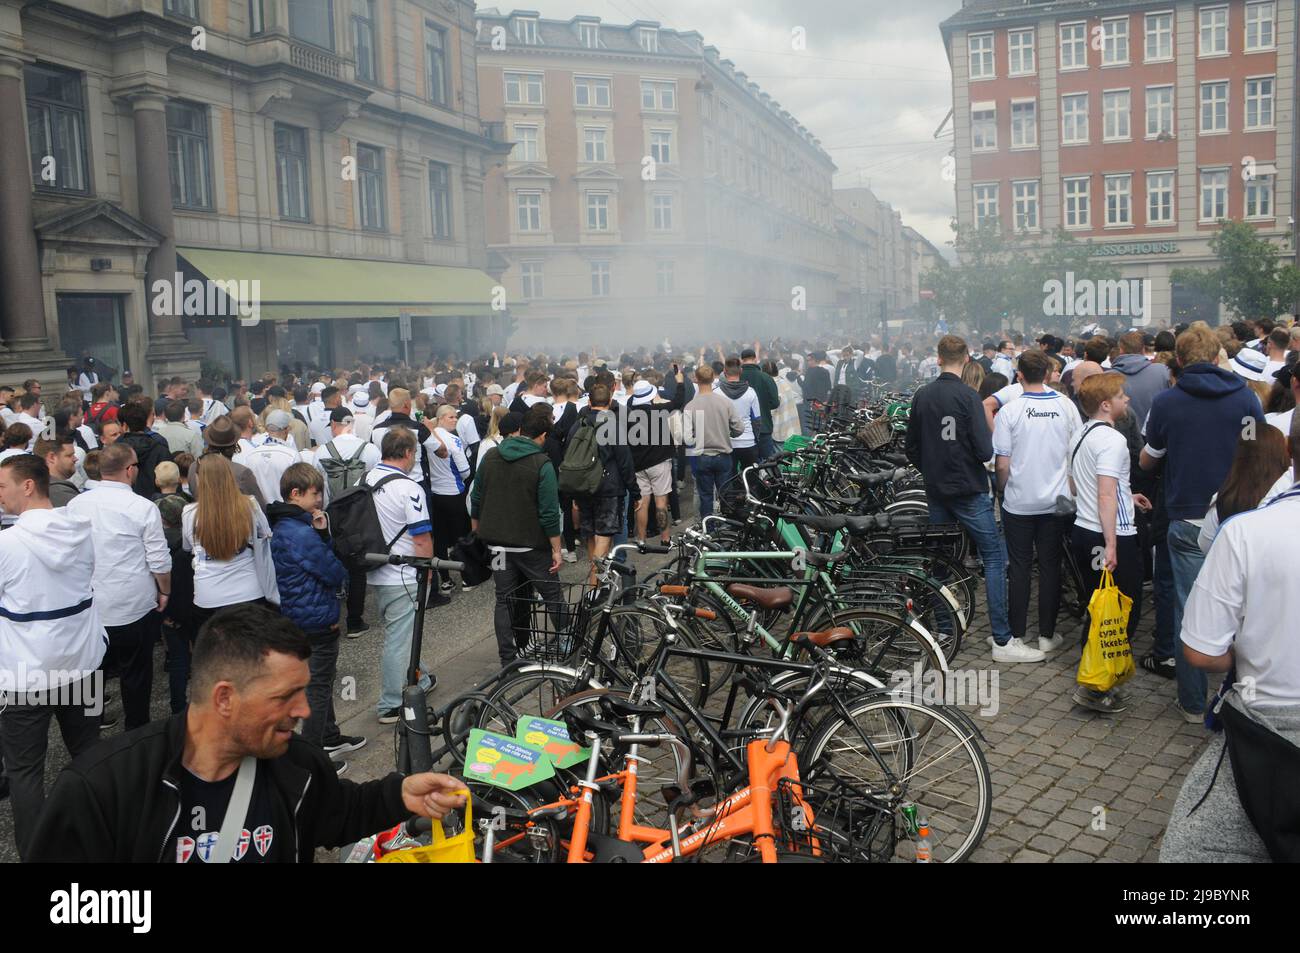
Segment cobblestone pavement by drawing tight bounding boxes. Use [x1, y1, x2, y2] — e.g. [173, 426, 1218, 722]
[0, 504, 1213, 863]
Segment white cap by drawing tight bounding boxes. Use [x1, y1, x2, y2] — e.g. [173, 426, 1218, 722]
[310, 382, 326, 395]
[352, 392, 370, 409]
[1231, 347, 1269, 381]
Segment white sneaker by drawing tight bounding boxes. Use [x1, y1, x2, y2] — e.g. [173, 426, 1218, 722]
[991, 637, 1046, 664]
[1038, 634, 1064, 654]
[561, 549, 577, 564]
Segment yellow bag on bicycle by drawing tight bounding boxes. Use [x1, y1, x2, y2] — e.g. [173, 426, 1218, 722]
[1076, 569, 1135, 693]
[376, 792, 476, 863]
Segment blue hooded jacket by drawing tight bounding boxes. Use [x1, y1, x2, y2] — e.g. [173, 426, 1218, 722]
[268, 503, 347, 632]
[1144, 363, 1266, 519]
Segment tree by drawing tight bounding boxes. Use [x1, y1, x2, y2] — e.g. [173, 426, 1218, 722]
[922, 221, 1120, 337]
[1172, 219, 1300, 321]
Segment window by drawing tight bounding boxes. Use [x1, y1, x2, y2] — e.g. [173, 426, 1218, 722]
[1012, 181, 1039, 231]
[1200, 169, 1228, 220]
[650, 130, 672, 164]
[656, 260, 674, 295]
[512, 124, 539, 161]
[586, 192, 609, 230]
[974, 184, 999, 227]
[1145, 11, 1173, 61]
[1200, 81, 1228, 132]
[971, 104, 996, 151]
[1060, 22, 1087, 69]
[516, 192, 541, 231]
[25, 64, 88, 193]
[653, 193, 673, 230]
[639, 28, 658, 53]
[1245, 2, 1275, 50]
[1146, 86, 1174, 137]
[1102, 17, 1130, 65]
[1245, 76, 1274, 129]
[1200, 6, 1228, 56]
[583, 127, 608, 163]
[1061, 93, 1089, 144]
[514, 17, 538, 45]
[520, 261, 543, 298]
[352, 0, 377, 83]
[1147, 171, 1175, 224]
[1103, 90, 1131, 140]
[578, 22, 599, 48]
[574, 76, 611, 108]
[1246, 174, 1273, 217]
[1063, 177, 1091, 228]
[704, 135, 714, 172]
[165, 0, 198, 18]
[428, 161, 451, 238]
[1104, 174, 1132, 226]
[166, 101, 212, 210]
[356, 143, 385, 230]
[1008, 30, 1035, 75]
[1011, 101, 1037, 148]
[425, 24, 448, 106]
[641, 80, 676, 110]
[288, 0, 334, 50]
[274, 124, 310, 221]
[505, 72, 543, 105]
[968, 33, 994, 79]
[590, 261, 610, 297]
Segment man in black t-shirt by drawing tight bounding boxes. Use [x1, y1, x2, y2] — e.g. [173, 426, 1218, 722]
[28, 605, 466, 862]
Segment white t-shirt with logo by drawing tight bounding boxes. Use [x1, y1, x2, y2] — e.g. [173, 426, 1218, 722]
[1069, 421, 1136, 536]
[992, 389, 1082, 515]
[989, 382, 1023, 409]
[364, 464, 432, 587]
[1182, 488, 1300, 707]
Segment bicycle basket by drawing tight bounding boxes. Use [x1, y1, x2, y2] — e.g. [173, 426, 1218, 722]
[505, 580, 595, 663]
[375, 792, 476, 863]
[774, 777, 896, 863]
[855, 416, 893, 450]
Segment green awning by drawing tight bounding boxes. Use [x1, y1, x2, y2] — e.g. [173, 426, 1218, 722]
[177, 248, 496, 320]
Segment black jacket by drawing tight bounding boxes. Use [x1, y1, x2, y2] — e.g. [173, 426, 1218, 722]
[624, 388, 685, 471]
[801, 365, 832, 403]
[544, 402, 578, 471]
[26, 712, 409, 863]
[120, 430, 171, 499]
[905, 372, 994, 498]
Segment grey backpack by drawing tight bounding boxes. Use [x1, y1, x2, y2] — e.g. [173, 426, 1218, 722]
[321, 441, 368, 500]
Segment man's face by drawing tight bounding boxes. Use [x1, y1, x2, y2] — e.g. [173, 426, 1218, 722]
[100, 422, 123, 445]
[227, 652, 312, 759]
[293, 485, 322, 512]
[47, 444, 76, 480]
[1105, 390, 1131, 420]
[0, 468, 29, 514]
[28, 383, 40, 397]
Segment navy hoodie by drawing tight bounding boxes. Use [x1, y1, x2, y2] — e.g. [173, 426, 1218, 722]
[1143, 363, 1265, 519]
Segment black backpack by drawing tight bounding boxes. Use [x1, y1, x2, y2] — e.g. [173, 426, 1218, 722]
[326, 471, 410, 570]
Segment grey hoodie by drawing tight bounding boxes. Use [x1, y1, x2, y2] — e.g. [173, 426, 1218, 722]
[1111, 353, 1170, 431]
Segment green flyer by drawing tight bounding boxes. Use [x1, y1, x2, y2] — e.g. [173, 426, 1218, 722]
[462, 729, 556, 790]
[515, 716, 590, 770]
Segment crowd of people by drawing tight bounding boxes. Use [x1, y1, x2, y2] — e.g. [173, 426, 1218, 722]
[0, 315, 1295, 863]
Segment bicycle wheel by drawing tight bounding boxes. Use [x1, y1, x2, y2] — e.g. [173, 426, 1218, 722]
[543, 688, 721, 834]
[463, 781, 561, 864]
[481, 665, 593, 733]
[796, 606, 946, 679]
[800, 695, 991, 863]
[599, 605, 711, 708]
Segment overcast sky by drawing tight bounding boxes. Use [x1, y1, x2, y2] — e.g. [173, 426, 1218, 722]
[508, 0, 963, 252]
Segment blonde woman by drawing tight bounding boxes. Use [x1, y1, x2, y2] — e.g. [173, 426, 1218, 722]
[262, 391, 310, 452]
[182, 454, 274, 630]
[478, 405, 511, 455]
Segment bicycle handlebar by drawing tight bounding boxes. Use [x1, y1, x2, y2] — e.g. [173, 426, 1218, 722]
[362, 554, 466, 572]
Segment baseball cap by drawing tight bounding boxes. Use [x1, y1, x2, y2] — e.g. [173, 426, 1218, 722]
[1230, 347, 1269, 382]
[329, 406, 355, 425]
[352, 392, 371, 409]
[309, 382, 326, 395]
[265, 409, 294, 431]
[1273, 359, 1297, 387]
[486, 383, 505, 397]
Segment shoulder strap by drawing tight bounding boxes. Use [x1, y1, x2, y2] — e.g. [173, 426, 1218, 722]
[212, 756, 257, 863]
[1071, 422, 1106, 466]
[325, 442, 342, 462]
[348, 441, 366, 462]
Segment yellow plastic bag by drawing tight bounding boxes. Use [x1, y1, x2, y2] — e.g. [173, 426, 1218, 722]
[376, 791, 476, 863]
[1076, 569, 1135, 693]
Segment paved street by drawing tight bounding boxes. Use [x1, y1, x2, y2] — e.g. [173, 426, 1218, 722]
[0, 502, 1212, 864]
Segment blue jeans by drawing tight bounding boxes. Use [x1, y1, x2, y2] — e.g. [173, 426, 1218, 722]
[1168, 520, 1209, 714]
[690, 453, 732, 517]
[926, 490, 1010, 643]
[756, 431, 777, 461]
[372, 584, 433, 714]
[1152, 532, 1176, 660]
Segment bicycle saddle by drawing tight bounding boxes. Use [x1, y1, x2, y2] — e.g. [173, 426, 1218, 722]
[878, 452, 909, 467]
[726, 584, 794, 610]
[784, 513, 848, 533]
[787, 626, 856, 647]
[802, 548, 850, 568]
[846, 469, 899, 488]
[603, 696, 667, 720]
